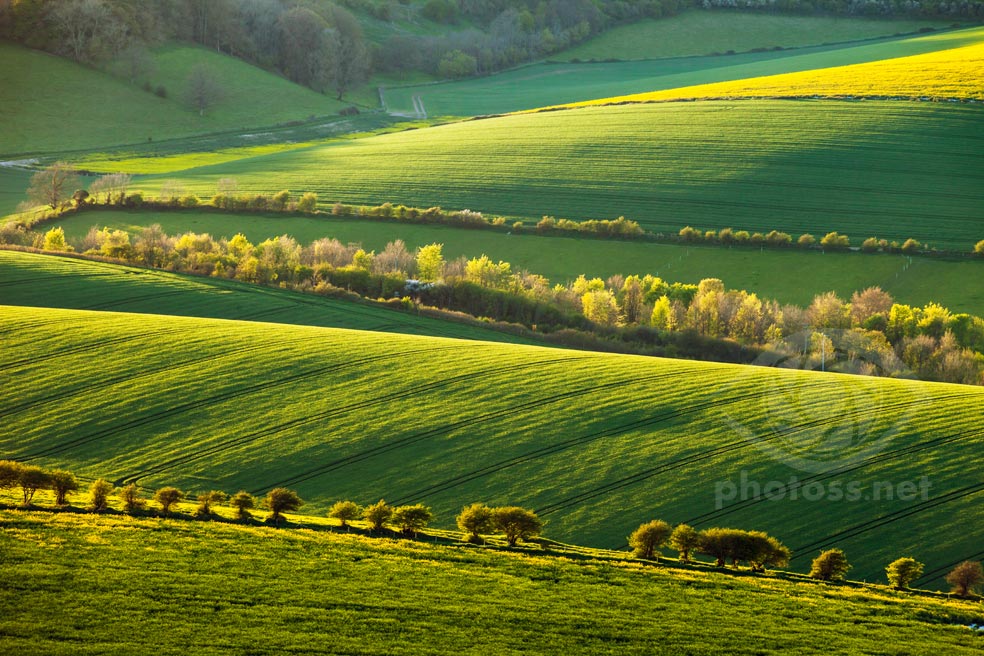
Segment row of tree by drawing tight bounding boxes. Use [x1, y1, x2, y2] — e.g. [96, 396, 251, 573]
[678, 225, 953, 256]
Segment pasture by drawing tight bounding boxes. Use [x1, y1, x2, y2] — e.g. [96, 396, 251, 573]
[3, 304, 982, 587]
[49, 210, 984, 314]
[559, 11, 952, 61]
[382, 27, 981, 116]
[111, 101, 984, 251]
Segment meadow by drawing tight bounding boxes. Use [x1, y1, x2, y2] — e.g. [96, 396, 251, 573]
[382, 26, 981, 116]
[0, 250, 533, 344]
[559, 10, 952, 61]
[556, 27, 984, 107]
[49, 210, 984, 314]
[110, 101, 984, 251]
[3, 304, 983, 588]
[2, 510, 981, 655]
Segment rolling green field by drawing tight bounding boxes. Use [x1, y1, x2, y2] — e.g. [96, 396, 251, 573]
[111, 101, 984, 251]
[0, 250, 531, 344]
[0, 41, 349, 156]
[3, 511, 981, 655]
[559, 11, 951, 61]
[49, 210, 984, 314]
[4, 304, 983, 588]
[383, 27, 981, 116]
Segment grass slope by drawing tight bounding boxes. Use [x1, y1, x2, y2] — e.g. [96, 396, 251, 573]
[383, 27, 981, 116]
[51, 210, 984, 315]
[560, 10, 951, 61]
[556, 27, 984, 107]
[121, 101, 984, 250]
[3, 304, 983, 588]
[2, 510, 982, 655]
[0, 250, 530, 344]
[0, 41, 347, 156]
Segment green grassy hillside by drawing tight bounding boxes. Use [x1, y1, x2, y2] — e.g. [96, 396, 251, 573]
[2, 510, 982, 655]
[383, 27, 981, 116]
[120, 101, 984, 251]
[3, 305, 982, 588]
[0, 250, 529, 344]
[0, 41, 348, 156]
[50, 210, 984, 315]
[560, 11, 951, 61]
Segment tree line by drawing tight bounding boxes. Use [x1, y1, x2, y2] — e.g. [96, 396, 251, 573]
[4, 459, 981, 596]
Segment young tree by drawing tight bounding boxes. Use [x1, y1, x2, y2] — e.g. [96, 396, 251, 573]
[323, 4, 370, 99]
[265, 487, 303, 525]
[184, 63, 225, 116]
[119, 483, 146, 513]
[363, 499, 393, 531]
[329, 500, 361, 528]
[27, 162, 80, 209]
[416, 243, 445, 282]
[392, 504, 433, 536]
[886, 557, 924, 589]
[670, 524, 700, 563]
[154, 487, 185, 515]
[628, 520, 672, 560]
[297, 192, 318, 212]
[456, 503, 495, 543]
[89, 479, 114, 512]
[230, 491, 256, 521]
[18, 465, 51, 505]
[945, 560, 983, 597]
[810, 548, 851, 581]
[0, 460, 24, 491]
[493, 506, 543, 547]
[272, 189, 291, 210]
[195, 490, 227, 518]
[43, 227, 71, 252]
[49, 470, 79, 506]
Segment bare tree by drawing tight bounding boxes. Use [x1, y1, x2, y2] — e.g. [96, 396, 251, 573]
[184, 63, 225, 116]
[26, 163, 80, 210]
[50, 0, 114, 63]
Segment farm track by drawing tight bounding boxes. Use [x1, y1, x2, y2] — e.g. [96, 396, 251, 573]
[534, 391, 978, 517]
[19, 343, 473, 462]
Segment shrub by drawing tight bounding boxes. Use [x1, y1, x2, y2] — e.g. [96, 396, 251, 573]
[798, 233, 816, 248]
[179, 195, 199, 208]
[678, 226, 702, 242]
[628, 519, 672, 560]
[493, 506, 543, 547]
[265, 488, 303, 525]
[810, 548, 851, 581]
[945, 560, 984, 597]
[195, 490, 227, 518]
[329, 500, 362, 528]
[49, 470, 79, 505]
[297, 192, 318, 213]
[43, 227, 72, 252]
[392, 504, 433, 536]
[900, 238, 922, 254]
[154, 487, 184, 514]
[230, 491, 256, 521]
[886, 557, 924, 589]
[820, 232, 850, 250]
[456, 503, 495, 543]
[119, 483, 146, 513]
[974, 240, 984, 256]
[363, 499, 393, 531]
[0, 460, 24, 490]
[18, 465, 51, 505]
[272, 189, 290, 211]
[89, 479, 114, 512]
[670, 524, 700, 562]
[154, 85, 167, 98]
[861, 237, 880, 253]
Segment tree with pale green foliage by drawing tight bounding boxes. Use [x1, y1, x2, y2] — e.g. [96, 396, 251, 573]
[272, 190, 291, 210]
[651, 296, 674, 331]
[629, 520, 672, 560]
[18, 465, 51, 505]
[669, 524, 700, 562]
[457, 503, 495, 543]
[810, 548, 851, 581]
[329, 500, 362, 528]
[886, 557, 924, 589]
[196, 491, 227, 518]
[820, 231, 850, 250]
[43, 227, 71, 252]
[89, 479, 113, 512]
[493, 506, 542, 547]
[297, 192, 318, 212]
[363, 499, 394, 531]
[119, 483, 146, 513]
[154, 487, 184, 515]
[231, 491, 256, 521]
[581, 289, 620, 327]
[49, 470, 79, 506]
[975, 240, 984, 256]
[393, 504, 433, 536]
[416, 243, 444, 282]
[0, 460, 24, 491]
[265, 487, 303, 525]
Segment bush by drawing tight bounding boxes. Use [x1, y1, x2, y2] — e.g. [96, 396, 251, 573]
[155, 85, 167, 98]
[669, 524, 700, 562]
[456, 503, 494, 543]
[18, 465, 51, 505]
[154, 486, 184, 514]
[0, 460, 24, 490]
[945, 560, 984, 597]
[798, 233, 816, 248]
[392, 504, 433, 536]
[119, 483, 146, 513]
[628, 519, 672, 560]
[900, 238, 922, 254]
[50, 470, 79, 505]
[809, 548, 851, 581]
[195, 490, 227, 518]
[363, 499, 393, 531]
[297, 192, 318, 213]
[89, 479, 114, 512]
[820, 232, 850, 250]
[974, 240, 984, 256]
[329, 500, 362, 528]
[230, 491, 256, 521]
[861, 237, 880, 253]
[886, 557, 924, 589]
[493, 506, 543, 547]
[265, 488, 303, 525]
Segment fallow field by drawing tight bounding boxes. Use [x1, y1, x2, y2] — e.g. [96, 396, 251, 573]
[3, 304, 983, 588]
